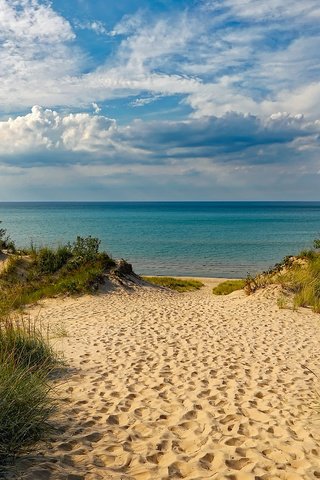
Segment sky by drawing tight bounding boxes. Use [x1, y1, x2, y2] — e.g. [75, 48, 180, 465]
[0, 0, 319, 201]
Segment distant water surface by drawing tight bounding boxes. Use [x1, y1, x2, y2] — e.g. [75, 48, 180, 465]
[0, 202, 319, 278]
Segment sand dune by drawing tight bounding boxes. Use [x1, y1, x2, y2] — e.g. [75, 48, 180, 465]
[8, 279, 320, 479]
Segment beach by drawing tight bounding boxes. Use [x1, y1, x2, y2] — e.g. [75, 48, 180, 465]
[8, 277, 320, 479]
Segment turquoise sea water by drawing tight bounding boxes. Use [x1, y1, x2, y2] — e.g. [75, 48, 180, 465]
[0, 202, 320, 278]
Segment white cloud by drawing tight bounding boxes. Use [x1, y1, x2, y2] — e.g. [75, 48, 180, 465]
[0, 107, 319, 172]
[131, 96, 162, 107]
[0, 0, 319, 124]
[76, 20, 107, 35]
[0, 0, 75, 42]
[92, 102, 101, 114]
[203, 0, 320, 21]
[0, 0, 83, 111]
[0, 106, 116, 154]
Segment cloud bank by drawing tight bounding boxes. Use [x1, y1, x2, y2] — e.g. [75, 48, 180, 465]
[0, 0, 319, 200]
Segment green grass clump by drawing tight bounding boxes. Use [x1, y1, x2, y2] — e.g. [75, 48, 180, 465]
[212, 279, 245, 295]
[36, 246, 72, 274]
[143, 276, 203, 292]
[0, 360, 55, 461]
[0, 318, 56, 371]
[0, 319, 58, 462]
[280, 255, 320, 313]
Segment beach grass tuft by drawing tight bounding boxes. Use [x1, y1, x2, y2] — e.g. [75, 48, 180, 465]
[212, 279, 245, 295]
[0, 318, 58, 462]
[143, 276, 204, 292]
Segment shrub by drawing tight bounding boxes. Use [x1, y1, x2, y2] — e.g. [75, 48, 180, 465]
[37, 248, 57, 274]
[69, 236, 101, 262]
[298, 249, 317, 261]
[314, 238, 320, 250]
[54, 246, 73, 269]
[37, 246, 72, 274]
[212, 279, 245, 295]
[0, 221, 15, 253]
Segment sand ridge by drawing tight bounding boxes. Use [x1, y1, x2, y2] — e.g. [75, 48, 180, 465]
[8, 280, 320, 479]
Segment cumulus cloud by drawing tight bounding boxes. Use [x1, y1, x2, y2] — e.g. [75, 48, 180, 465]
[0, 106, 116, 155]
[0, 107, 319, 172]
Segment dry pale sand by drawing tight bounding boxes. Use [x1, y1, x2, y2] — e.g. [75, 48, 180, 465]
[8, 278, 320, 480]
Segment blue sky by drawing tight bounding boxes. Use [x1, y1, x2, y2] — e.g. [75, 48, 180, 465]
[0, 0, 319, 200]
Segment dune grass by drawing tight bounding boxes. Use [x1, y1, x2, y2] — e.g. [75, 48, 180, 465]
[279, 255, 320, 313]
[212, 279, 246, 295]
[143, 276, 204, 292]
[0, 237, 116, 316]
[0, 318, 58, 462]
[0, 233, 115, 463]
[245, 241, 320, 313]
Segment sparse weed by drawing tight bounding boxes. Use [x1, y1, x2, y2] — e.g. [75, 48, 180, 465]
[277, 296, 287, 309]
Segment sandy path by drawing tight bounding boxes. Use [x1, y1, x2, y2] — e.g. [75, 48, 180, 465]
[9, 280, 320, 480]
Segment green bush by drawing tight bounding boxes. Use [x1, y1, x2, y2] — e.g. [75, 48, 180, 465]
[37, 248, 57, 274]
[299, 249, 317, 261]
[69, 236, 101, 262]
[54, 246, 73, 269]
[37, 246, 72, 274]
[314, 238, 320, 250]
[0, 221, 15, 253]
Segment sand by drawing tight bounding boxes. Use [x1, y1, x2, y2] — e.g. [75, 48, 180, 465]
[7, 278, 320, 480]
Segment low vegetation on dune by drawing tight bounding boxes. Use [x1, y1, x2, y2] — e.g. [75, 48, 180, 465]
[0, 318, 59, 463]
[245, 238, 320, 313]
[0, 235, 116, 316]
[0, 221, 15, 253]
[0, 225, 118, 465]
[212, 279, 246, 295]
[143, 276, 204, 292]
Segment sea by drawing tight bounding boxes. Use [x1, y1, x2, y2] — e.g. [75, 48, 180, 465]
[0, 202, 319, 278]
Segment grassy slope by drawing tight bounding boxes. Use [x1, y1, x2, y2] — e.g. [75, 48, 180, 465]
[212, 279, 246, 295]
[0, 251, 115, 316]
[246, 249, 320, 313]
[143, 276, 204, 292]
